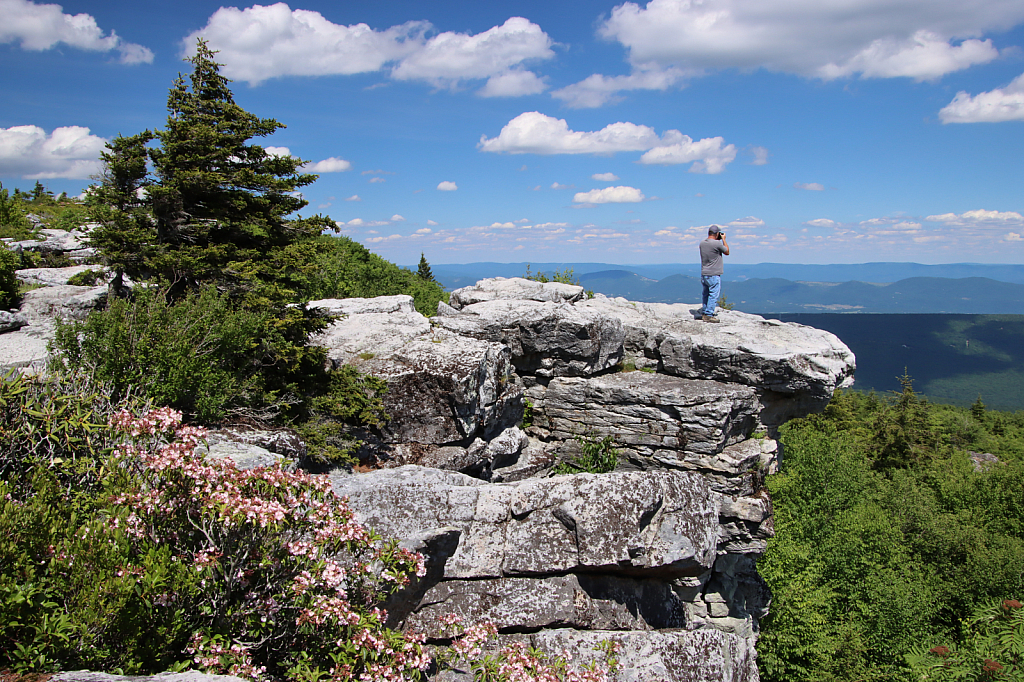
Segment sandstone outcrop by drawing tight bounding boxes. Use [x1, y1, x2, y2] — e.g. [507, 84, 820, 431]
[310, 277, 855, 681]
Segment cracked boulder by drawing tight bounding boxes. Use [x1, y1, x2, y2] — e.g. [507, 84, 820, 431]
[330, 466, 719, 580]
[435, 629, 759, 682]
[311, 295, 521, 446]
[448, 277, 586, 309]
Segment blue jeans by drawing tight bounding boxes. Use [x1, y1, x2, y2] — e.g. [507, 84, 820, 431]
[701, 275, 721, 316]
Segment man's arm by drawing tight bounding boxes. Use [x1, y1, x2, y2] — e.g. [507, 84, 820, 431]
[720, 234, 730, 256]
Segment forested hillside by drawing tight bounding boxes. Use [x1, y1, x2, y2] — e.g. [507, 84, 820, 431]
[760, 382, 1024, 681]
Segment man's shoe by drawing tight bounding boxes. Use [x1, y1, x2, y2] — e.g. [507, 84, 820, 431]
[702, 315, 720, 323]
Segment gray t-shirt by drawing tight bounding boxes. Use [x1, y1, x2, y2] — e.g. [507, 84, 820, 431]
[700, 238, 727, 276]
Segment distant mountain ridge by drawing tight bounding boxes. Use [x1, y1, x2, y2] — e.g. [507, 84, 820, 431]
[426, 262, 1024, 289]
[576, 272, 1024, 314]
[422, 262, 1024, 314]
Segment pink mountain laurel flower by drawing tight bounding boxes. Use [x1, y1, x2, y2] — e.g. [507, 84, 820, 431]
[103, 406, 432, 681]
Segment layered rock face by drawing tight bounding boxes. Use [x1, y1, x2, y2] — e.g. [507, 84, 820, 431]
[314, 277, 855, 682]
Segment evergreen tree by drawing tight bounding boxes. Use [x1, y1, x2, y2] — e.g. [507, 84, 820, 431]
[89, 40, 330, 304]
[971, 395, 987, 421]
[83, 40, 337, 420]
[417, 252, 435, 282]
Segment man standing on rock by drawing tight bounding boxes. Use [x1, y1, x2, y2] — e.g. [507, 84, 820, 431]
[699, 225, 729, 323]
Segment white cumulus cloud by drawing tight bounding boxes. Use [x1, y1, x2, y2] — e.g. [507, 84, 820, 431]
[925, 209, 1024, 226]
[479, 112, 737, 172]
[303, 157, 351, 173]
[795, 182, 825, 191]
[749, 146, 770, 165]
[391, 17, 553, 89]
[185, 4, 426, 84]
[478, 69, 548, 97]
[187, 7, 554, 91]
[1, 0, 153, 64]
[345, 195, 361, 201]
[427, 219, 439, 226]
[573, 186, 645, 204]
[0, 124, 107, 179]
[592, 172, 619, 181]
[391, 214, 405, 222]
[805, 218, 838, 228]
[939, 72, 1024, 123]
[265, 146, 351, 172]
[597, 0, 1017, 81]
[551, 65, 689, 108]
[480, 112, 662, 154]
[638, 133, 736, 173]
[437, 181, 458, 191]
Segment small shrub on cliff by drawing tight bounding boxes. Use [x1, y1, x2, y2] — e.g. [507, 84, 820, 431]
[553, 434, 619, 475]
[66, 269, 104, 287]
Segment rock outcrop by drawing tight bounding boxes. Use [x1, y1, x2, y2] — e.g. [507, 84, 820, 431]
[1, 265, 856, 681]
[1, 226, 107, 372]
[309, 277, 855, 682]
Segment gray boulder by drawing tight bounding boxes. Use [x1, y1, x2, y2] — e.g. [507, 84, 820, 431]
[37, 228, 88, 252]
[433, 299, 625, 378]
[310, 294, 432, 366]
[448, 277, 585, 309]
[331, 466, 719, 580]
[407, 573, 689, 636]
[18, 284, 107, 325]
[0, 326, 50, 371]
[311, 296, 520, 447]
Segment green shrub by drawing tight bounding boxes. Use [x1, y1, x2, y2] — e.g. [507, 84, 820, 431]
[66, 268, 104, 286]
[758, 389, 1024, 682]
[297, 364, 388, 466]
[51, 285, 276, 422]
[301, 234, 447, 316]
[51, 204, 90, 232]
[554, 434, 619, 474]
[0, 248, 18, 309]
[0, 182, 34, 240]
[907, 599, 1023, 681]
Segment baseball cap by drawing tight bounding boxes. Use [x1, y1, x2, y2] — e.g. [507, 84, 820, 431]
[708, 225, 722, 235]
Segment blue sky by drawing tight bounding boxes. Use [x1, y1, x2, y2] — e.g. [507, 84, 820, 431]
[2, 0, 1024, 265]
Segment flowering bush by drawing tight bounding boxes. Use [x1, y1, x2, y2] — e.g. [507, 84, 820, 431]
[1, 392, 429, 680]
